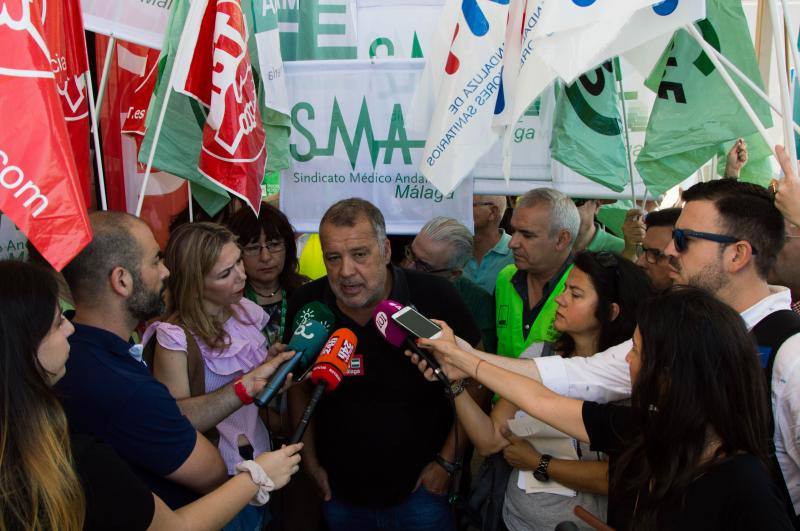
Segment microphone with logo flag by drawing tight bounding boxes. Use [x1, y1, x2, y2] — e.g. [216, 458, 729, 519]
[254, 302, 335, 407]
[289, 328, 357, 444]
[371, 300, 450, 388]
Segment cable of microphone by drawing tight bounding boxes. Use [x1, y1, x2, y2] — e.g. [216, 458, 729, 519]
[254, 301, 335, 407]
[372, 300, 450, 388]
[289, 328, 357, 443]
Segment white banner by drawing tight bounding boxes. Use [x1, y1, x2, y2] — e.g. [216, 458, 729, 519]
[280, 60, 474, 234]
[0, 214, 28, 261]
[81, 0, 171, 49]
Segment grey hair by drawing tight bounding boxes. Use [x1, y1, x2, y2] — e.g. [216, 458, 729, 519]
[517, 188, 580, 246]
[419, 217, 474, 269]
[320, 198, 388, 254]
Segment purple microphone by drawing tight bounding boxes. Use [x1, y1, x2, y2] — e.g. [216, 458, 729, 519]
[372, 300, 449, 387]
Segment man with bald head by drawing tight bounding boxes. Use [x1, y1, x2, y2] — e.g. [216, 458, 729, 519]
[464, 194, 513, 293]
[57, 212, 228, 508]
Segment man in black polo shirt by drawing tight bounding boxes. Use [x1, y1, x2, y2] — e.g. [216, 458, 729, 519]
[287, 198, 481, 531]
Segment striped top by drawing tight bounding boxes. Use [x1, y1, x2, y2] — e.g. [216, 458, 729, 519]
[143, 298, 272, 474]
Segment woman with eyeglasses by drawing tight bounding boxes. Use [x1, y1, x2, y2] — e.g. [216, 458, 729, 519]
[442, 251, 653, 530]
[227, 203, 309, 347]
[144, 222, 285, 530]
[412, 287, 794, 530]
[0, 260, 302, 531]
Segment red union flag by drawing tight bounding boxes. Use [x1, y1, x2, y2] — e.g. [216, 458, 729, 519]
[0, 0, 91, 270]
[172, 0, 265, 215]
[39, 0, 92, 205]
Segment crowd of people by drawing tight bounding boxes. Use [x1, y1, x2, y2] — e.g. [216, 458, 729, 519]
[2, 140, 800, 530]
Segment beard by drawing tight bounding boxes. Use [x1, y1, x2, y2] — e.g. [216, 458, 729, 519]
[685, 259, 729, 294]
[126, 271, 166, 322]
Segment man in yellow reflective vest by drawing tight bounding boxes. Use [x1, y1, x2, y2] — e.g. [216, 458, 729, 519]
[495, 189, 580, 358]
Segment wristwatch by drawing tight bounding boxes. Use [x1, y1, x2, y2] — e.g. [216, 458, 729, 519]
[533, 454, 552, 482]
[434, 454, 461, 475]
[449, 379, 466, 397]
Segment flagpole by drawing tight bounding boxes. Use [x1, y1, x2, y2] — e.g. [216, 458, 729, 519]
[136, 85, 174, 217]
[614, 59, 636, 204]
[685, 24, 774, 153]
[84, 69, 108, 211]
[188, 182, 194, 222]
[766, 0, 798, 176]
[95, 36, 116, 112]
[708, 46, 800, 135]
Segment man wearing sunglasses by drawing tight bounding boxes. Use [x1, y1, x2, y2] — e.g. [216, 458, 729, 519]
[452, 179, 800, 518]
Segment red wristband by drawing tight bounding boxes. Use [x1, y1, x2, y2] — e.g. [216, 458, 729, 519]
[234, 378, 254, 405]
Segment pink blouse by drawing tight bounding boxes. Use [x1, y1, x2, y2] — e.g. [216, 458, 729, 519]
[143, 298, 272, 474]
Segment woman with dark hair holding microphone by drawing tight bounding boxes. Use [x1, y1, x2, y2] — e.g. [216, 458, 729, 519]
[0, 260, 302, 530]
[412, 287, 793, 530]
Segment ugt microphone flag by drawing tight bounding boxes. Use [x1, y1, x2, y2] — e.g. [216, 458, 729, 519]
[635, 0, 772, 195]
[0, 0, 92, 271]
[171, 0, 266, 215]
[41, 0, 93, 206]
[415, 0, 509, 195]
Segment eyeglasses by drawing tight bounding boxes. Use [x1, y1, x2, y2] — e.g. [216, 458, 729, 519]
[242, 240, 285, 256]
[404, 246, 451, 274]
[640, 245, 667, 264]
[671, 228, 758, 255]
[472, 201, 495, 208]
[572, 198, 589, 208]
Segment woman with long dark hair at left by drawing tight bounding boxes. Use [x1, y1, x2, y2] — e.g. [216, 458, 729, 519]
[0, 260, 302, 530]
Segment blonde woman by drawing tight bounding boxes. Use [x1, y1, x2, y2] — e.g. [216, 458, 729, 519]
[144, 222, 282, 530]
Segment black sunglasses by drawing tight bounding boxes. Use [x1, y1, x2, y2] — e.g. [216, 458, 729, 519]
[672, 228, 758, 255]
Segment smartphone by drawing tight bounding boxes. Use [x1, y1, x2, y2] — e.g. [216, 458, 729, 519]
[391, 306, 443, 339]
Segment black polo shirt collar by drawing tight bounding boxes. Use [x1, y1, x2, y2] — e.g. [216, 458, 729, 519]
[511, 256, 573, 332]
[71, 323, 139, 364]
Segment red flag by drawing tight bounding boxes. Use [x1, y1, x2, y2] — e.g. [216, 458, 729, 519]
[39, 0, 93, 206]
[0, 0, 92, 271]
[96, 37, 188, 248]
[173, 0, 265, 215]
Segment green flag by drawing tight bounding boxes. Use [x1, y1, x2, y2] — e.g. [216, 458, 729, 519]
[635, 0, 773, 195]
[550, 60, 630, 193]
[141, 0, 291, 216]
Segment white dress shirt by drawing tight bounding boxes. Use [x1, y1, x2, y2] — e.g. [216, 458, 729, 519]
[533, 286, 800, 512]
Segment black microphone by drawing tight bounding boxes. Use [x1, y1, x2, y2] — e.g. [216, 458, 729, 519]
[371, 299, 450, 388]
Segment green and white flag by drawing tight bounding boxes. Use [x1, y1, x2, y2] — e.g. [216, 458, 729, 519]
[277, 0, 357, 60]
[634, 0, 772, 195]
[550, 60, 630, 193]
[140, 0, 291, 216]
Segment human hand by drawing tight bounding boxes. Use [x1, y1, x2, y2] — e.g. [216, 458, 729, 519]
[243, 350, 296, 396]
[268, 342, 288, 357]
[404, 320, 472, 381]
[725, 138, 748, 178]
[501, 430, 541, 471]
[254, 442, 303, 489]
[414, 460, 451, 495]
[621, 208, 646, 260]
[774, 145, 800, 227]
[305, 460, 332, 501]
